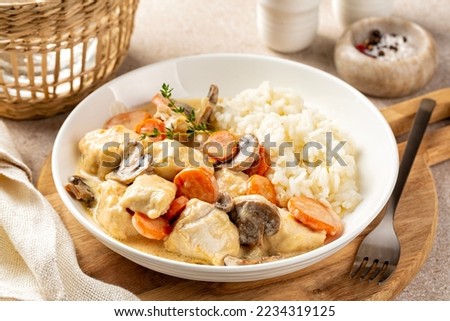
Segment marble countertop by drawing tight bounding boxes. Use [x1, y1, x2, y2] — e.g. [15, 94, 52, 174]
[2, 0, 449, 300]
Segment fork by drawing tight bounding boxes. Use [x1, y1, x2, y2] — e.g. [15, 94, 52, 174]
[350, 98, 436, 284]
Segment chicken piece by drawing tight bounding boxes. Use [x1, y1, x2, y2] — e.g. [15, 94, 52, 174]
[164, 199, 240, 265]
[119, 174, 176, 219]
[155, 104, 189, 133]
[78, 125, 139, 179]
[153, 100, 172, 122]
[150, 92, 171, 108]
[265, 208, 326, 254]
[214, 168, 249, 198]
[148, 139, 214, 181]
[165, 114, 190, 133]
[152, 93, 190, 133]
[94, 180, 139, 240]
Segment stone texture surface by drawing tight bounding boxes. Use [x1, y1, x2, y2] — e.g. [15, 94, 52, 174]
[1, 0, 448, 300]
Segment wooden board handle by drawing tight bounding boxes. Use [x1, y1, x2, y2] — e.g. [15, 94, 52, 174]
[381, 88, 450, 137]
[397, 125, 450, 166]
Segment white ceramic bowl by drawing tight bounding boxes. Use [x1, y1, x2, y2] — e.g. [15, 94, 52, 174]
[52, 54, 398, 282]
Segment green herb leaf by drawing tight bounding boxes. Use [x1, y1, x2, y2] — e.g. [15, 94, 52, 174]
[149, 127, 160, 137]
[165, 126, 175, 140]
[172, 105, 185, 114]
[160, 83, 211, 139]
[160, 83, 176, 107]
[187, 109, 196, 122]
[160, 83, 173, 99]
[139, 128, 160, 139]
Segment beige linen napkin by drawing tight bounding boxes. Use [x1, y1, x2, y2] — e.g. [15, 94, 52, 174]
[0, 121, 138, 300]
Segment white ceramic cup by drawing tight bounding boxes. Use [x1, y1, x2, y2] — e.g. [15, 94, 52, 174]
[257, 0, 321, 53]
[332, 0, 395, 27]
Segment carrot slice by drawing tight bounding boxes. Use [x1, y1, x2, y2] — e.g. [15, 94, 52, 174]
[202, 130, 238, 162]
[135, 118, 166, 141]
[246, 174, 278, 205]
[244, 145, 271, 176]
[287, 196, 343, 237]
[164, 195, 189, 222]
[103, 110, 150, 130]
[131, 212, 172, 240]
[173, 168, 219, 204]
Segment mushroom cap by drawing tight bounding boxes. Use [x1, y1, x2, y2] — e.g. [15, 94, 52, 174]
[65, 175, 95, 205]
[231, 194, 281, 245]
[197, 84, 219, 124]
[106, 141, 153, 184]
[215, 192, 234, 213]
[208, 84, 219, 105]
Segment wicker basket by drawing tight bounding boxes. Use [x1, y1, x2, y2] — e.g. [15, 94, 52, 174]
[0, 0, 139, 119]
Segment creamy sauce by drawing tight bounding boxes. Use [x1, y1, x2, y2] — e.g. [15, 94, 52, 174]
[75, 95, 328, 265]
[121, 234, 302, 263]
[80, 98, 219, 264]
[122, 236, 210, 264]
[136, 98, 205, 114]
[83, 189, 210, 264]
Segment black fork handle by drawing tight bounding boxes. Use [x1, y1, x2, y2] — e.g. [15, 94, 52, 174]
[389, 98, 436, 215]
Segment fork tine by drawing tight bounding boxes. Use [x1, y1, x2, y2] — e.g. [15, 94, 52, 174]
[368, 261, 388, 282]
[359, 259, 378, 280]
[378, 263, 396, 284]
[350, 257, 367, 278]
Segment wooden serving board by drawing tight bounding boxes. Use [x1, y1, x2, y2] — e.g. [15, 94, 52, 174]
[37, 89, 450, 300]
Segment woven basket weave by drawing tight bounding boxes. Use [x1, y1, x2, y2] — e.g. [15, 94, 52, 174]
[0, 0, 139, 119]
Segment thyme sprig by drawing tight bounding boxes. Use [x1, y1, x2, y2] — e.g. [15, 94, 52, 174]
[160, 83, 211, 138]
[160, 83, 176, 108]
[165, 126, 175, 140]
[139, 127, 161, 140]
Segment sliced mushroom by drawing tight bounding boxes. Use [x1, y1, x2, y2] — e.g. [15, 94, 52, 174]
[215, 192, 234, 213]
[65, 175, 95, 206]
[223, 254, 283, 266]
[230, 194, 281, 246]
[197, 84, 218, 124]
[174, 101, 195, 117]
[217, 133, 259, 172]
[105, 141, 153, 184]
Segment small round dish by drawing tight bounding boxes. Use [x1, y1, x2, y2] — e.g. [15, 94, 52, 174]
[334, 17, 438, 98]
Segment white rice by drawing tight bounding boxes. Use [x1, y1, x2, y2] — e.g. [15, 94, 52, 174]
[212, 82, 362, 215]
